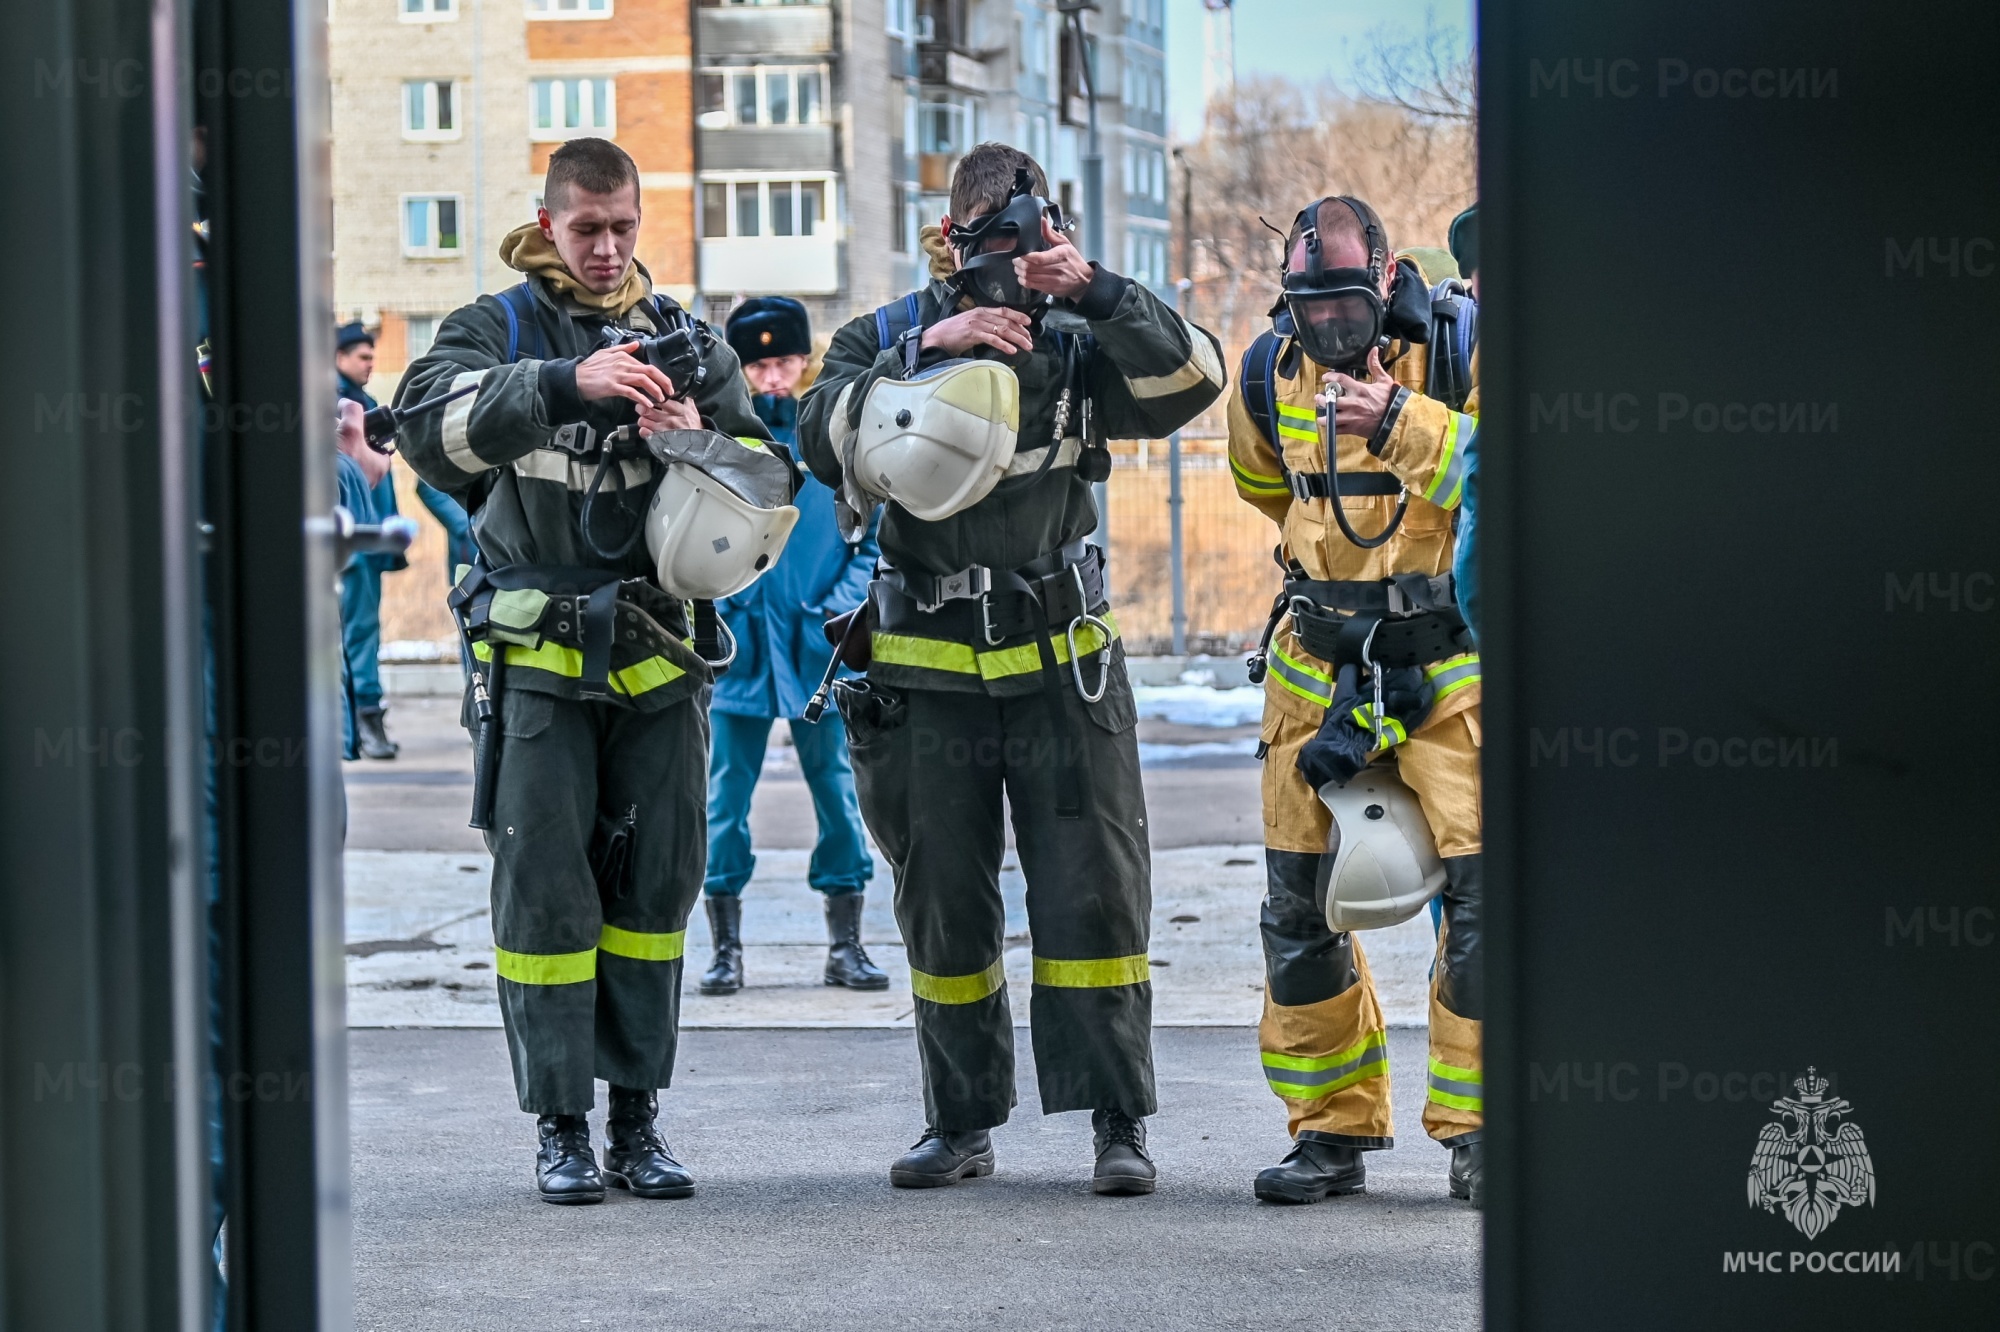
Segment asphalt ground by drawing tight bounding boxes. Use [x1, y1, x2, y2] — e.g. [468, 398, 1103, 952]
[351, 1026, 1480, 1332]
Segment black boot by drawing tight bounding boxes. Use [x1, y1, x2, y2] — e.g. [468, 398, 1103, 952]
[1091, 1109, 1157, 1196]
[1253, 1133, 1367, 1204]
[823, 892, 888, 990]
[355, 705, 398, 760]
[603, 1086, 694, 1200]
[1448, 1137, 1484, 1209]
[699, 896, 743, 995]
[889, 1127, 995, 1189]
[535, 1113, 604, 1205]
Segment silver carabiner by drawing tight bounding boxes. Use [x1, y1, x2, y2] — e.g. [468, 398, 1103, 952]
[1360, 618, 1391, 745]
[1067, 613, 1112, 703]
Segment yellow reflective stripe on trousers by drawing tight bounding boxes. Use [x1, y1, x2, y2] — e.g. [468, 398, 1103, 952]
[494, 946, 596, 986]
[1229, 454, 1289, 496]
[597, 924, 686, 962]
[1422, 413, 1474, 509]
[1423, 653, 1481, 703]
[871, 612, 1120, 681]
[909, 958, 1007, 1005]
[470, 639, 686, 697]
[1262, 1031, 1389, 1099]
[1268, 642, 1334, 707]
[1032, 954, 1151, 987]
[1427, 1055, 1484, 1111]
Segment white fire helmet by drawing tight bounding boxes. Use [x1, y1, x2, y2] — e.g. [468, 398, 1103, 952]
[854, 359, 1020, 521]
[642, 429, 800, 601]
[1315, 766, 1446, 932]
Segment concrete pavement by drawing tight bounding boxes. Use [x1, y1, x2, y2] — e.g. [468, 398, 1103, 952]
[351, 1026, 1480, 1332]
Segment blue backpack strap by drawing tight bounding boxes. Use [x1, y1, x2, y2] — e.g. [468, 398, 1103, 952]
[497, 282, 542, 362]
[1238, 329, 1285, 454]
[874, 291, 925, 353]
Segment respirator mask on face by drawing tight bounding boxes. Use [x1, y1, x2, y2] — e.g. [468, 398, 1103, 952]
[948, 169, 1069, 312]
[1278, 195, 1426, 372]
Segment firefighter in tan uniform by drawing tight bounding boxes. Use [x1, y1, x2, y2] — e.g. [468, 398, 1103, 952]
[1228, 196, 1484, 1206]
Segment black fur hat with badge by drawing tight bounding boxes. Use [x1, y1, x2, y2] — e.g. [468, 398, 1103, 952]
[724, 296, 811, 365]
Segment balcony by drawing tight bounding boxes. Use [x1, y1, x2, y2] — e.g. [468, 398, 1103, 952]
[917, 48, 986, 92]
[701, 234, 839, 295]
[697, 4, 832, 58]
[699, 124, 836, 172]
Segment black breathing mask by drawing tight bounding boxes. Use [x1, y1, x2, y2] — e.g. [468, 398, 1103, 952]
[1279, 196, 1429, 372]
[948, 170, 1070, 312]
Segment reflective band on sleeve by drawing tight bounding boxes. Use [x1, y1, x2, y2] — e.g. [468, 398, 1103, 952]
[1427, 1055, 1483, 1111]
[1268, 643, 1334, 707]
[1123, 324, 1224, 399]
[1422, 653, 1481, 702]
[598, 924, 686, 962]
[1275, 401, 1319, 444]
[495, 946, 596, 986]
[471, 640, 686, 697]
[1262, 1031, 1389, 1099]
[1006, 437, 1081, 478]
[1032, 954, 1151, 988]
[441, 370, 488, 475]
[1421, 413, 1474, 509]
[1229, 454, 1289, 496]
[909, 958, 1007, 1005]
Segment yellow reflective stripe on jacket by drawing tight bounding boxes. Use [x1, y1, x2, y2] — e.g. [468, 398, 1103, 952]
[1275, 401, 1318, 443]
[909, 958, 1006, 1005]
[494, 946, 596, 986]
[1229, 454, 1289, 496]
[1268, 642, 1334, 707]
[1031, 954, 1151, 988]
[1421, 412, 1474, 509]
[597, 924, 686, 962]
[1427, 1055, 1484, 1111]
[471, 640, 686, 697]
[1423, 653, 1481, 702]
[1262, 1031, 1389, 1099]
[871, 612, 1119, 681]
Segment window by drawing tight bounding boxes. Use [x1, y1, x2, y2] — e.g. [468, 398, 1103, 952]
[695, 66, 830, 129]
[405, 315, 440, 361]
[402, 196, 463, 256]
[1124, 229, 1167, 287]
[526, 0, 610, 15]
[885, 0, 914, 39]
[402, 80, 458, 139]
[699, 177, 834, 238]
[531, 77, 615, 139]
[401, 0, 456, 19]
[919, 93, 981, 155]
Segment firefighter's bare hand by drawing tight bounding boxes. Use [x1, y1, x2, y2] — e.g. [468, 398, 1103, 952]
[336, 398, 391, 487]
[1014, 216, 1094, 301]
[637, 396, 700, 435]
[922, 306, 1036, 355]
[1324, 346, 1397, 438]
[575, 344, 676, 409]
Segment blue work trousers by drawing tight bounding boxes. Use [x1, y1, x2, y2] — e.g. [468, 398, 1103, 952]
[339, 562, 385, 711]
[706, 710, 874, 898]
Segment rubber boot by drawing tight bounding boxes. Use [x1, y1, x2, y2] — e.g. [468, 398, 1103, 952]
[603, 1086, 694, 1200]
[823, 892, 889, 990]
[1091, 1108, 1157, 1196]
[889, 1128, 995, 1189]
[699, 895, 743, 995]
[534, 1113, 605, 1205]
[1448, 1137, 1484, 1209]
[355, 705, 399, 760]
[1253, 1133, 1367, 1204]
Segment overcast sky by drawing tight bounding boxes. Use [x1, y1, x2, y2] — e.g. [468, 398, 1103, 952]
[1165, 0, 1477, 142]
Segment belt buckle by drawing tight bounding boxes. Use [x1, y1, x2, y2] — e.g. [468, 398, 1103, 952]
[918, 565, 988, 614]
[1288, 472, 1313, 501]
[1384, 581, 1408, 616]
[551, 423, 599, 458]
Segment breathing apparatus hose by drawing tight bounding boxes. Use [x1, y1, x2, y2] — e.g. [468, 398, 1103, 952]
[578, 427, 651, 564]
[1320, 392, 1406, 550]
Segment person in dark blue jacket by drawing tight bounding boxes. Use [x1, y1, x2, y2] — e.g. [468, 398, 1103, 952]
[1446, 205, 1482, 644]
[700, 297, 887, 995]
[335, 322, 406, 758]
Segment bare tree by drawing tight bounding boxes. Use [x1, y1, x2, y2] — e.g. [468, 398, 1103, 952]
[1357, 17, 1477, 125]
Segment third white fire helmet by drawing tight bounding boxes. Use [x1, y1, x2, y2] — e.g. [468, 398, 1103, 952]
[853, 358, 1020, 521]
[1316, 765, 1447, 932]
[642, 429, 800, 601]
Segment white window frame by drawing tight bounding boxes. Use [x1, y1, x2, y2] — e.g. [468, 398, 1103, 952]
[885, 0, 914, 39]
[695, 64, 830, 130]
[698, 173, 838, 240]
[401, 79, 462, 141]
[404, 314, 442, 361]
[530, 76, 617, 141]
[399, 0, 458, 22]
[525, 0, 612, 18]
[401, 194, 465, 258]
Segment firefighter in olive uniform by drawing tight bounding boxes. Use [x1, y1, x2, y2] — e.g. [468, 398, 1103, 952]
[1228, 196, 1485, 1206]
[798, 143, 1225, 1195]
[398, 139, 787, 1204]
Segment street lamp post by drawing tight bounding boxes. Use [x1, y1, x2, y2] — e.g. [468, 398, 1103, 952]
[1058, 1, 1109, 553]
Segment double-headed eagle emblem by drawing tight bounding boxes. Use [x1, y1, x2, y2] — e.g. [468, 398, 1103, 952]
[1746, 1067, 1875, 1239]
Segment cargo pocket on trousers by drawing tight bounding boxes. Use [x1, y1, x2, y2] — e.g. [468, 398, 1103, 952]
[1080, 655, 1138, 735]
[500, 688, 556, 741]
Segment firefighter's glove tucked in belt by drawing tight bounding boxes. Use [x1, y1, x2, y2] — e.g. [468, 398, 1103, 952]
[1297, 663, 1435, 790]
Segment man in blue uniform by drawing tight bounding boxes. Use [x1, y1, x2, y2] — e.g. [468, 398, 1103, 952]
[700, 297, 887, 995]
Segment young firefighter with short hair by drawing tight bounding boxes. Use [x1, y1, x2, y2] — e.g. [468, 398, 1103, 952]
[397, 139, 789, 1205]
[1228, 196, 1485, 1206]
[798, 143, 1224, 1195]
